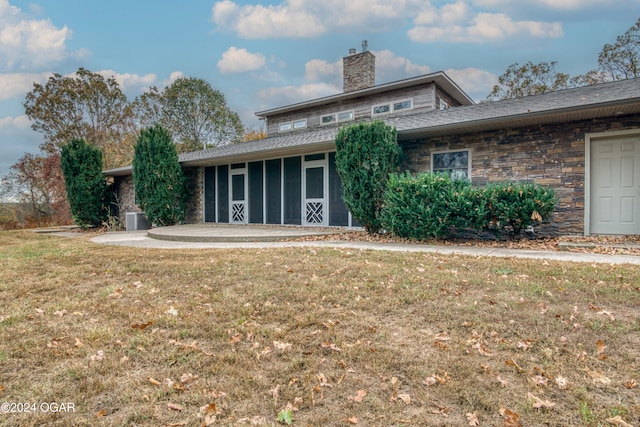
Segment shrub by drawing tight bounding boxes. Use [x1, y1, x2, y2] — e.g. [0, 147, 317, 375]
[381, 173, 555, 240]
[381, 172, 465, 238]
[60, 139, 110, 228]
[483, 182, 556, 237]
[334, 121, 401, 233]
[132, 125, 187, 226]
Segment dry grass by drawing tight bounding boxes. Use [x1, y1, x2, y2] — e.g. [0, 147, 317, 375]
[0, 230, 639, 427]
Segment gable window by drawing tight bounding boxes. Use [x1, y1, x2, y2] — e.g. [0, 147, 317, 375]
[437, 97, 449, 110]
[293, 119, 307, 129]
[321, 110, 354, 125]
[372, 98, 413, 116]
[432, 150, 470, 180]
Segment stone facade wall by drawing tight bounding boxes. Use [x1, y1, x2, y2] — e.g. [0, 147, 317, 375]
[343, 51, 375, 93]
[184, 166, 203, 224]
[113, 175, 141, 222]
[400, 114, 640, 235]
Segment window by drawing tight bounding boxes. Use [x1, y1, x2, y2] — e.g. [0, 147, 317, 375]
[437, 97, 449, 110]
[373, 104, 390, 114]
[279, 122, 292, 132]
[432, 150, 470, 180]
[279, 119, 307, 132]
[337, 111, 354, 122]
[320, 110, 354, 125]
[321, 115, 336, 124]
[372, 98, 413, 115]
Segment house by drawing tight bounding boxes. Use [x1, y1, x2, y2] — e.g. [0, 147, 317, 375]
[106, 43, 640, 236]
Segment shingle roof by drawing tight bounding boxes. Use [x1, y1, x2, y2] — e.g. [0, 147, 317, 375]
[104, 77, 640, 176]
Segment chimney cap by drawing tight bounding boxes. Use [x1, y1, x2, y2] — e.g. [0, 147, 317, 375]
[348, 48, 357, 55]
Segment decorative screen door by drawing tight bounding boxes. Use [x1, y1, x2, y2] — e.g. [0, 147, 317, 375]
[230, 169, 247, 224]
[303, 160, 327, 226]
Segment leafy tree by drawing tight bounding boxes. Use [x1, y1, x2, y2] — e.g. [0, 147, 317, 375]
[597, 17, 639, 81]
[335, 121, 401, 233]
[23, 68, 135, 165]
[133, 77, 244, 153]
[5, 153, 71, 226]
[132, 125, 187, 226]
[487, 61, 572, 100]
[60, 139, 110, 228]
[243, 128, 267, 142]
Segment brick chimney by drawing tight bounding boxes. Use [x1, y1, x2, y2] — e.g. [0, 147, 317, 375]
[343, 40, 375, 93]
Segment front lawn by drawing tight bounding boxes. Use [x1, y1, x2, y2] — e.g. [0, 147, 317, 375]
[0, 231, 638, 426]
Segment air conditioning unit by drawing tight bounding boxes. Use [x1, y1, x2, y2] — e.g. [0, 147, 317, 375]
[126, 212, 151, 231]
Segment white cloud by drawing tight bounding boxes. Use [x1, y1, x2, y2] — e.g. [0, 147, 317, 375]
[305, 59, 341, 84]
[0, 0, 77, 71]
[257, 83, 339, 107]
[444, 67, 498, 100]
[471, 0, 639, 10]
[0, 72, 49, 99]
[211, 0, 423, 38]
[218, 47, 266, 73]
[96, 70, 158, 92]
[409, 12, 563, 43]
[0, 114, 29, 129]
[373, 50, 431, 83]
[163, 71, 185, 88]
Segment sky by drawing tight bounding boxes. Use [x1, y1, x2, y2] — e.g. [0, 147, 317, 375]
[0, 0, 639, 178]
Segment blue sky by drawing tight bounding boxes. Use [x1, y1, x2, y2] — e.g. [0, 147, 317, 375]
[0, 0, 638, 177]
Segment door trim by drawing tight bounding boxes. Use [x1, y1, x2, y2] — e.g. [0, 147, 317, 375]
[302, 157, 328, 226]
[585, 129, 640, 236]
[229, 167, 248, 224]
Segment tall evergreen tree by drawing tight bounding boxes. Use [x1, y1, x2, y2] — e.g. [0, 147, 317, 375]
[335, 121, 401, 233]
[132, 125, 187, 226]
[60, 139, 109, 228]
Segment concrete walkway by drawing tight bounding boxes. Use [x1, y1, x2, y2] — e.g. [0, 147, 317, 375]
[87, 224, 640, 266]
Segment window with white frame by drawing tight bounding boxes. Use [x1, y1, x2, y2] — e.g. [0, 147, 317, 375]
[432, 150, 470, 180]
[279, 118, 307, 132]
[372, 98, 413, 116]
[437, 96, 449, 110]
[320, 110, 354, 125]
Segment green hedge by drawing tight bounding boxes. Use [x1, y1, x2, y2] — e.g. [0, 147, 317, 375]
[380, 172, 555, 239]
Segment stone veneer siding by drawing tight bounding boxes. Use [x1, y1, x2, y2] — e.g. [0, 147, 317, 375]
[400, 115, 640, 235]
[113, 175, 141, 222]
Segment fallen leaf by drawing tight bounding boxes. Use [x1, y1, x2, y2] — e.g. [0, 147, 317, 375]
[398, 393, 411, 405]
[166, 423, 187, 427]
[96, 409, 106, 417]
[167, 402, 183, 411]
[228, 333, 242, 344]
[434, 332, 451, 341]
[148, 377, 161, 386]
[597, 310, 615, 321]
[347, 416, 358, 424]
[53, 309, 67, 317]
[273, 340, 292, 351]
[350, 389, 367, 403]
[131, 321, 154, 330]
[89, 350, 104, 362]
[501, 407, 522, 427]
[423, 376, 437, 387]
[555, 375, 568, 390]
[317, 373, 332, 388]
[180, 373, 198, 385]
[624, 379, 638, 389]
[527, 392, 556, 409]
[585, 368, 611, 384]
[74, 338, 84, 348]
[596, 340, 607, 355]
[529, 375, 549, 387]
[166, 306, 178, 316]
[466, 411, 480, 426]
[320, 341, 342, 352]
[606, 415, 634, 426]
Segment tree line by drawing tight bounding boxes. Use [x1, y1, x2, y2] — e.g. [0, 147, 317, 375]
[1, 73, 250, 228]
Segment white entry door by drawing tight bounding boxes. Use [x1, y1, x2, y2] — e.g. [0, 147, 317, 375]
[590, 135, 640, 235]
[303, 160, 327, 226]
[230, 169, 247, 224]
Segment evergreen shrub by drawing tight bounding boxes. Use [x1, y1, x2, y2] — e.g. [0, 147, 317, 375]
[60, 138, 110, 228]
